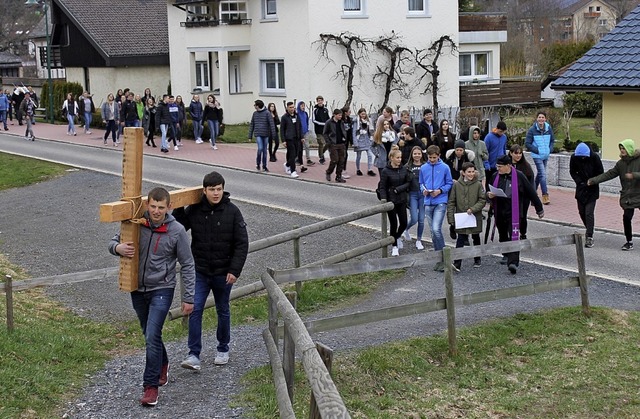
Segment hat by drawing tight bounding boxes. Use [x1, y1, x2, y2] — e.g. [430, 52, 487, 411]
[574, 143, 591, 157]
[454, 140, 466, 150]
[496, 154, 511, 165]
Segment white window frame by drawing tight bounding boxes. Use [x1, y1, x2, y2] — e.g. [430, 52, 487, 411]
[261, 59, 285, 95]
[262, 0, 277, 20]
[342, 0, 368, 18]
[459, 52, 490, 81]
[599, 18, 607, 26]
[407, 0, 430, 18]
[220, 0, 248, 22]
[195, 60, 210, 90]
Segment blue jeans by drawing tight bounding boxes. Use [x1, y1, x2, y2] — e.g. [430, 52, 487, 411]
[125, 120, 138, 128]
[84, 111, 92, 132]
[66, 114, 76, 134]
[1, 110, 7, 129]
[256, 136, 269, 168]
[188, 272, 232, 356]
[407, 191, 425, 240]
[192, 120, 203, 140]
[425, 203, 447, 251]
[207, 120, 219, 145]
[533, 158, 548, 195]
[131, 287, 174, 387]
[160, 124, 169, 149]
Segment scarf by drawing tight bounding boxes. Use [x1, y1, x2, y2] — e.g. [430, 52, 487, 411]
[491, 167, 520, 241]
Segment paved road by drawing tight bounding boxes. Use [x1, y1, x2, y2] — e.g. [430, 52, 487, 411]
[0, 131, 637, 286]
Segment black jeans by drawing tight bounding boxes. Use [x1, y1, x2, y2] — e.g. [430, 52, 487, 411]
[387, 202, 408, 246]
[454, 233, 481, 268]
[496, 215, 519, 266]
[285, 139, 301, 173]
[326, 143, 346, 178]
[577, 200, 597, 238]
[623, 208, 638, 242]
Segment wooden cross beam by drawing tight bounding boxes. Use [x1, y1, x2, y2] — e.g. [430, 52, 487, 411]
[99, 127, 202, 291]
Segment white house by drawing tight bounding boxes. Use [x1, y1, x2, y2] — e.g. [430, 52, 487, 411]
[167, 0, 459, 124]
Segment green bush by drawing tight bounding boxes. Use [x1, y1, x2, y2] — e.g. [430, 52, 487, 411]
[42, 80, 83, 121]
[563, 92, 602, 117]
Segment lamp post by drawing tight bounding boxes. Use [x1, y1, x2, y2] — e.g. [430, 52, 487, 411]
[25, 0, 54, 124]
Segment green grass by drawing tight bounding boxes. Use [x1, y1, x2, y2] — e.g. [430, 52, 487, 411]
[503, 114, 601, 150]
[0, 153, 69, 191]
[238, 306, 640, 418]
[218, 123, 251, 144]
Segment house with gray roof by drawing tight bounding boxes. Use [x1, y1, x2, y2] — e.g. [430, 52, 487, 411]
[552, 3, 640, 160]
[49, 0, 170, 104]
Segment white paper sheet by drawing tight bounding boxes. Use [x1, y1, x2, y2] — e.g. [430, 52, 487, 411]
[488, 184, 507, 198]
[454, 213, 477, 229]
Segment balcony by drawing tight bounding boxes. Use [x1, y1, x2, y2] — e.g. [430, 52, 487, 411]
[583, 12, 601, 18]
[181, 15, 252, 28]
[38, 45, 64, 69]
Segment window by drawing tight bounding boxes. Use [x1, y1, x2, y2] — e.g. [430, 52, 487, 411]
[599, 18, 607, 26]
[343, 0, 367, 17]
[261, 60, 285, 93]
[195, 61, 210, 90]
[459, 53, 489, 79]
[220, 0, 247, 21]
[407, 0, 429, 16]
[262, 0, 277, 19]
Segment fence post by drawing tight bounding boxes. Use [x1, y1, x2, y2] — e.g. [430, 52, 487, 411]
[380, 200, 388, 258]
[283, 291, 297, 402]
[293, 225, 302, 295]
[268, 293, 278, 342]
[574, 233, 591, 316]
[309, 342, 334, 419]
[443, 247, 457, 356]
[5, 275, 14, 333]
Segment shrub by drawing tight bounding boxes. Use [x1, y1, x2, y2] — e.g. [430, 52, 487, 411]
[563, 92, 602, 117]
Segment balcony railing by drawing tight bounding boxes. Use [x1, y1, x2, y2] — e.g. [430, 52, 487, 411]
[583, 12, 601, 18]
[180, 16, 252, 27]
[38, 45, 64, 69]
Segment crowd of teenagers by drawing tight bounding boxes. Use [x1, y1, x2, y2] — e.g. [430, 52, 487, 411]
[375, 109, 640, 273]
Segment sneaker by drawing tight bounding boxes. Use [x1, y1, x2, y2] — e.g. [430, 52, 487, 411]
[415, 240, 424, 250]
[391, 246, 399, 257]
[336, 177, 346, 183]
[499, 256, 508, 265]
[86, 130, 92, 135]
[180, 354, 201, 371]
[341, 172, 351, 179]
[451, 263, 460, 273]
[621, 242, 634, 251]
[307, 159, 316, 166]
[542, 194, 550, 205]
[508, 264, 517, 274]
[159, 364, 169, 386]
[263, 167, 270, 173]
[256, 165, 261, 171]
[397, 238, 404, 249]
[325, 173, 331, 181]
[357, 170, 363, 176]
[300, 166, 308, 173]
[585, 237, 594, 248]
[290, 171, 299, 178]
[24, 136, 30, 140]
[473, 260, 482, 268]
[177, 142, 183, 147]
[213, 145, 218, 150]
[449, 225, 457, 240]
[161, 148, 169, 153]
[195, 138, 204, 144]
[403, 230, 411, 241]
[433, 262, 445, 272]
[174, 145, 179, 151]
[367, 170, 376, 176]
[319, 158, 326, 165]
[214, 351, 230, 365]
[269, 156, 277, 162]
[284, 163, 291, 174]
[140, 385, 158, 406]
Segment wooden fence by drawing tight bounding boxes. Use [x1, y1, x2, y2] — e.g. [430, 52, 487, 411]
[460, 81, 542, 108]
[263, 233, 589, 417]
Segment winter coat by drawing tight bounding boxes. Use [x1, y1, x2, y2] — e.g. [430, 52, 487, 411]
[172, 192, 249, 278]
[433, 130, 456, 154]
[101, 101, 120, 122]
[405, 160, 423, 192]
[280, 111, 302, 142]
[589, 140, 640, 209]
[323, 118, 347, 146]
[312, 105, 330, 135]
[155, 101, 172, 128]
[379, 163, 412, 204]
[120, 99, 139, 123]
[446, 176, 486, 235]
[353, 118, 373, 151]
[108, 213, 195, 302]
[371, 142, 388, 169]
[399, 137, 426, 166]
[78, 97, 95, 114]
[465, 125, 489, 178]
[203, 103, 223, 122]
[570, 145, 603, 204]
[525, 121, 555, 160]
[296, 101, 309, 134]
[490, 169, 544, 219]
[189, 100, 203, 121]
[444, 148, 476, 181]
[248, 107, 276, 139]
[484, 129, 508, 169]
[143, 105, 156, 136]
[416, 119, 438, 141]
[419, 158, 454, 206]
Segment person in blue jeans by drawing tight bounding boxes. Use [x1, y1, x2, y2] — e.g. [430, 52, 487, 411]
[404, 146, 426, 250]
[248, 99, 276, 172]
[174, 171, 249, 371]
[0, 89, 9, 130]
[525, 111, 556, 205]
[419, 145, 454, 272]
[109, 187, 195, 407]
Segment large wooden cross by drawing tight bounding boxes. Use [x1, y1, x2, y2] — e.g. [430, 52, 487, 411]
[99, 127, 202, 291]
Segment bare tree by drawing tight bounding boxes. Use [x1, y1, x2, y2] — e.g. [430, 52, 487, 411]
[415, 35, 457, 117]
[317, 32, 370, 108]
[1, 0, 41, 53]
[372, 32, 413, 112]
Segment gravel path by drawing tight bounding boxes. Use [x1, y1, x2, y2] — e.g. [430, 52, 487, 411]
[2, 169, 640, 418]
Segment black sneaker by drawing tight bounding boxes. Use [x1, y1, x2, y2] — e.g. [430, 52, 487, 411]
[500, 256, 508, 265]
[300, 167, 308, 173]
[367, 170, 376, 176]
[621, 242, 634, 251]
[357, 170, 363, 176]
[319, 158, 326, 165]
[585, 237, 594, 248]
[325, 173, 331, 181]
[336, 177, 346, 183]
[306, 159, 316, 166]
[508, 264, 517, 274]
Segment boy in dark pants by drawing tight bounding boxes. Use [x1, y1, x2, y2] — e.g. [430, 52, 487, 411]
[570, 143, 603, 248]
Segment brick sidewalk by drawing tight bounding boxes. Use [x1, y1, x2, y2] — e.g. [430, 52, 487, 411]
[3, 121, 637, 236]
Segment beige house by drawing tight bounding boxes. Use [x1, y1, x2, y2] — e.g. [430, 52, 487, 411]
[168, 0, 460, 124]
[560, 0, 618, 42]
[552, 4, 640, 160]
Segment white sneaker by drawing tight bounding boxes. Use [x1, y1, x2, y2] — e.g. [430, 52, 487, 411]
[214, 351, 229, 365]
[195, 139, 204, 144]
[397, 238, 403, 250]
[284, 163, 291, 174]
[415, 240, 424, 250]
[174, 145, 179, 151]
[403, 230, 411, 241]
[213, 145, 218, 150]
[290, 171, 299, 178]
[180, 354, 201, 371]
[391, 246, 399, 257]
[177, 142, 183, 147]
[342, 172, 351, 179]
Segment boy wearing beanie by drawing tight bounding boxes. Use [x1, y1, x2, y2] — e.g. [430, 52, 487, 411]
[570, 143, 603, 248]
